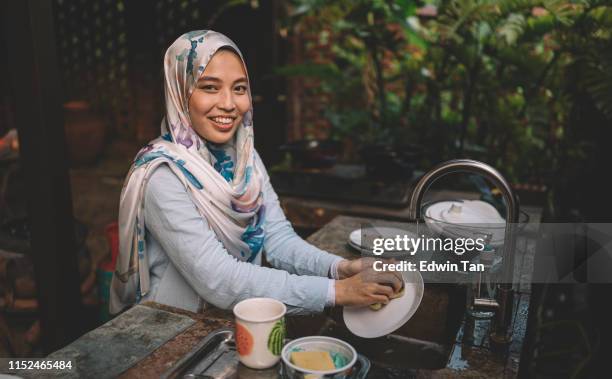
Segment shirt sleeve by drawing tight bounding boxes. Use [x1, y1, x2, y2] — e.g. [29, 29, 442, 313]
[143, 164, 333, 315]
[255, 152, 344, 278]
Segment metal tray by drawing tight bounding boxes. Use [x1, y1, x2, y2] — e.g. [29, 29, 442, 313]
[161, 328, 370, 379]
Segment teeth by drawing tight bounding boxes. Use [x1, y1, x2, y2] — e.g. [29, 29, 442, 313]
[211, 116, 233, 125]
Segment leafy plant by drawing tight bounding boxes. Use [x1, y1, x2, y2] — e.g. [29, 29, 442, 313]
[279, 0, 612, 184]
[279, 0, 422, 145]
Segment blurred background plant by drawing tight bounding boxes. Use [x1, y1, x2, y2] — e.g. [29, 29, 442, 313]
[278, 0, 424, 147]
[277, 0, 612, 186]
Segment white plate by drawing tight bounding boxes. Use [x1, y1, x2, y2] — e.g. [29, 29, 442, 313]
[343, 270, 424, 338]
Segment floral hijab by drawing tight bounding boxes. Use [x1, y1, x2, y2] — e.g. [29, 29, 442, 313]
[110, 31, 265, 314]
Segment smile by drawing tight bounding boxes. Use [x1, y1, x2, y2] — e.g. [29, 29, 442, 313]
[208, 116, 236, 131]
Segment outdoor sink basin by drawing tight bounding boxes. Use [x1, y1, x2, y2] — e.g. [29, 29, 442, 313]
[287, 283, 467, 370]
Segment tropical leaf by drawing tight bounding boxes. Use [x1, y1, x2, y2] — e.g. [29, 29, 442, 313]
[496, 0, 539, 14]
[581, 52, 612, 119]
[497, 13, 526, 45]
[543, 0, 580, 26]
[436, 0, 494, 43]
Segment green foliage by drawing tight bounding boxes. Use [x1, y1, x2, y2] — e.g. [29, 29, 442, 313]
[280, 0, 423, 144]
[279, 0, 612, 183]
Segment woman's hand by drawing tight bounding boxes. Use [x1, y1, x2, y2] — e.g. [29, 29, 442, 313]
[336, 258, 373, 279]
[334, 267, 403, 307]
[337, 257, 399, 279]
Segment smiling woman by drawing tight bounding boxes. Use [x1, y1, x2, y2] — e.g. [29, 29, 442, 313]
[110, 30, 402, 317]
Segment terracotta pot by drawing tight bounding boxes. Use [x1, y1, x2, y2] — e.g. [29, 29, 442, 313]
[63, 101, 106, 166]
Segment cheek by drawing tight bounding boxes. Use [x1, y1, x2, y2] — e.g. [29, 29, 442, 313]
[188, 92, 214, 118]
[236, 97, 251, 118]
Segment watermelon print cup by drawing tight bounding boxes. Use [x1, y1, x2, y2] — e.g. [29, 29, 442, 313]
[233, 297, 287, 369]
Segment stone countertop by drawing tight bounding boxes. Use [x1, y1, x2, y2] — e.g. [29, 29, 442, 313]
[118, 304, 234, 378]
[35, 302, 232, 378]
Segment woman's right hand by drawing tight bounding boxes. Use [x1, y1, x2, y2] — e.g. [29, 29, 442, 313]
[334, 268, 403, 307]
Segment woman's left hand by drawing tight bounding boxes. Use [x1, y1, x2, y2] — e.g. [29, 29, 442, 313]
[337, 258, 380, 279]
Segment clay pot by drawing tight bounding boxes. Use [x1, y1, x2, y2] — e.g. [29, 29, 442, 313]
[63, 101, 106, 166]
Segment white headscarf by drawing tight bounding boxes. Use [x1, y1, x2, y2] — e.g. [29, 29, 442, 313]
[110, 31, 265, 314]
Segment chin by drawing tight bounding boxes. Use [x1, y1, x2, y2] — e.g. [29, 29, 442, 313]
[208, 134, 234, 144]
[210, 127, 240, 144]
[195, 122, 240, 144]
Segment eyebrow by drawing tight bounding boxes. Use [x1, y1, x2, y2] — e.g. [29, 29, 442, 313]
[198, 76, 248, 84]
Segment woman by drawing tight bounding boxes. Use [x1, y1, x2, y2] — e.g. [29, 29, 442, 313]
[110, 30, 401, 315]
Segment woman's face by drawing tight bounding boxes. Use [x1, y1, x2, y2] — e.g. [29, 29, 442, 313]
[188, 50, 250, 144]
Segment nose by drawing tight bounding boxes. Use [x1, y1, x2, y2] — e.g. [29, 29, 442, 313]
[217, 88, 236, 113]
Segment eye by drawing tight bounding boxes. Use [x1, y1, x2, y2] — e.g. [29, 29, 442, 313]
[198, 84, 218, 92]
[234, 85, 248, 94]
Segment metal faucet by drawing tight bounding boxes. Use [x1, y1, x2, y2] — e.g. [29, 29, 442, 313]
[408, 159, 520, 346]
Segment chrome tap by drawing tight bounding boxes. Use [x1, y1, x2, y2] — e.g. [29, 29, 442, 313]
[408, 159, 520, 346]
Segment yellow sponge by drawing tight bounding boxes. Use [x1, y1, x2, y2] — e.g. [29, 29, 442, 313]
[290, 351, 335, 371]
[369, 286, 405, 311]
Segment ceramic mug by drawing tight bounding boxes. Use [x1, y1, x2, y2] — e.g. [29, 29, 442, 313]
[233, 297, 287, 369]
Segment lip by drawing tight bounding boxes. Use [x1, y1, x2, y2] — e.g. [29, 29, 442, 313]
[208, 116, 237, 132]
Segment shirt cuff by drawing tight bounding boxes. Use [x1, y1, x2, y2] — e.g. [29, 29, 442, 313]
[329, 258, 346, 280]
[325, 279, 336, 307]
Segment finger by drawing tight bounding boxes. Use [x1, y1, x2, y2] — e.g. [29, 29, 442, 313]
[360, 268, 402, 292]
[347, 259, 363, 276]
[380, 259, 403, 278]
[357, 258, 372, 272]
[368, 294, 390, 305]
[376, 271, 403, 290]
[380, 273, 402, 292]
[373, 283, 394, 297]
[365, 282, 388, 297]
[381, 268, 402, 283]
[371, 261, 401, 277]
[390, 272, 403, 291]
[360, 257, 376, 269]
[390, 280, 402, 293]
[389, 278, 402, 293]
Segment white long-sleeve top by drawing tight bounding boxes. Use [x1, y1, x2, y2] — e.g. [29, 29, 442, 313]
[140, 156, 343, 315]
